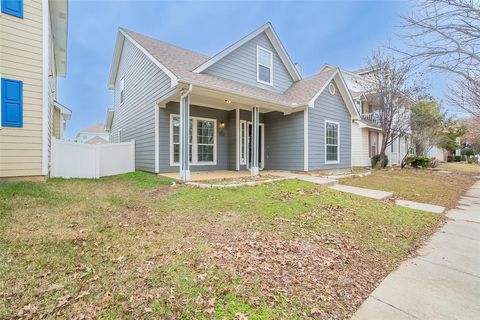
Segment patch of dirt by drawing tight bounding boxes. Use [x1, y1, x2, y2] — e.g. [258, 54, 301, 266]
[141, 185, 174, 200]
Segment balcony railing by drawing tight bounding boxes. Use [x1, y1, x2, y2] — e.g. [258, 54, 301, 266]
[361, 112, 382, 125]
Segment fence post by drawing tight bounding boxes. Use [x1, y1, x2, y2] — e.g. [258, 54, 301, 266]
[130, 140, 136, 172]
[95, 144, 101, 179]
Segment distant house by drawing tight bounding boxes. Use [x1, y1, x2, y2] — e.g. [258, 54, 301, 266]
[75, 123, 109, 144]
[0, 0, 70, 179]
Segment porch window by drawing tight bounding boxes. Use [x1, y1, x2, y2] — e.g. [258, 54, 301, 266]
[197, 120, 214, 162]
[257, 46, 272, 85]
[240, 120, 247, 165]
[325, 121, 339, 163]
[171, 115, 216, 165]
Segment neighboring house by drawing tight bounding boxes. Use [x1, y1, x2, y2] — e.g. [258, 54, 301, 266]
[0, 0, 70, 179]
[106, 23, 359, 181]
[75, 123, 109, 144]
[334, 66, 411, 167]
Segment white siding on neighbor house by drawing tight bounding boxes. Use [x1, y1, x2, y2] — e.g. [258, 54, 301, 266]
[351, 123, 372, 167]
[110, 38, 172, 172]
[0, 0, 44, 177]
[203, 32, 294, 93]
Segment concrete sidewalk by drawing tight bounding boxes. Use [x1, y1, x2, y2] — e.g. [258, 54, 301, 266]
[352, 180, 480, 320]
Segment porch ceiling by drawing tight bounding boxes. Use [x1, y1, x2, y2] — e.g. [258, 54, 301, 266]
[159, 84, 305, 114]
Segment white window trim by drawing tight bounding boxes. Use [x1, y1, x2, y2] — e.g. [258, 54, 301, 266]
[240, 120, 247, 165]
[120, 75, 125, 105]
[325, 120, 340, 164]
[256, 45, 273, 86]
[118, 128, 123, 143]
[169, 113, 217, 166]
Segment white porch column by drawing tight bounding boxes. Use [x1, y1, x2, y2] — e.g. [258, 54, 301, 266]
[235, 107, 240, 171]
[179, 91, 190, 182]
[251, 106, 260, 176]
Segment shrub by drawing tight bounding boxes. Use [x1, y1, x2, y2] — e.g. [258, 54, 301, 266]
[461, 148, 475, 157]
[410, 156, 431, 169]
[454, 155, 462, 162]
[447, 156, 454, 162]
[371, 154, 389, 168]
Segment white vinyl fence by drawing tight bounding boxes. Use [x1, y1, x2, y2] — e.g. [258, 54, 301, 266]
[51, 139, 135, 179]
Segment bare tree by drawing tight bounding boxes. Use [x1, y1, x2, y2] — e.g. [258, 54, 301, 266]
[363, 50, 420, 167]
[399, 0, 480, 116]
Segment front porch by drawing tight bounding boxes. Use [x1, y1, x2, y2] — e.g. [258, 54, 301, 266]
[155, 84, 306, 181]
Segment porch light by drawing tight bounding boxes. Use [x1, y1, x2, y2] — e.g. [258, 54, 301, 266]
[219, 121, 225, 128]
[225, 99, 231, 104]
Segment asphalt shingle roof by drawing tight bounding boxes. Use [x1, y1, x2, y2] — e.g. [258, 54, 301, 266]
[122, 29, 337, 108]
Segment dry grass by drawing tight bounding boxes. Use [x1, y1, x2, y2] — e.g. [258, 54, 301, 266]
[438, 162, 480, 174]
[341, 167, 478, 208]
[0, 172, 441, 319]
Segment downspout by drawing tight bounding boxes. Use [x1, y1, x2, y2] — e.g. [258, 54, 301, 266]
[179, 84, 193, 182]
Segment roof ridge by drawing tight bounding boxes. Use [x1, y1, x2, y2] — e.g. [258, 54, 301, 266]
[120, 27, 210, 60]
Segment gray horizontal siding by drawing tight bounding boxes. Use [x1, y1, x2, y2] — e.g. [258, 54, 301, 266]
[308, 81, 352, 170]
[110, 39, 172, 172]
[203, 32, 294, 93]
[264, 111, 304, 171]
[158, 102, 231, 173]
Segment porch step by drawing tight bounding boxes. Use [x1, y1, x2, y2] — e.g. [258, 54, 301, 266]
[329, 184, 393, 200]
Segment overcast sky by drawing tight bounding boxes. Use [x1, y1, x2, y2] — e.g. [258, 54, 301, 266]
[58, 0, 456, 138]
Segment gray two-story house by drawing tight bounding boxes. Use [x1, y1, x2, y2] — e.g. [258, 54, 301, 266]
[105, 23, 359, 181]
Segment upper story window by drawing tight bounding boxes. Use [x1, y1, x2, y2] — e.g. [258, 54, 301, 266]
[120, 76, 125, 104]
[257, 46, 272, 85]
[1, 0, 23, 18]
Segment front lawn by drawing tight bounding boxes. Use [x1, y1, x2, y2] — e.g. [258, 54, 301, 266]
[0, 172, 441, 319]
[342, 167, 478, 208]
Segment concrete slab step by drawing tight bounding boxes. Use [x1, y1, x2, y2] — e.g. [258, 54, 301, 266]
[269, 171, 338, 186]
[329, 184, 393, 200]
[395, 200, 445, 214]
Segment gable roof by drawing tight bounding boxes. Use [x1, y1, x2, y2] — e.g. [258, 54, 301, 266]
[79, 123, 106, 134]
[192, 23, 301, 81]
[85, 136, 109, 145]
[108, 26, 356, 115]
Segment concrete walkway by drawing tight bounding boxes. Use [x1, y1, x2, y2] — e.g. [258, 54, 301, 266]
[352, 180, 480, 320]
[330, 184, 393, 200]
[395, 199, 445, 214]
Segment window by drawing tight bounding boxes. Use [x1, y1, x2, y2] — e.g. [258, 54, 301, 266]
[171, 115, 216, 165]
[370, 132, 378, 157]
[120, 76, 125, 104]
[1, 78, 23, 127]
[1, 0, 23, 18]
[328, 82, 336, 95]
[257, 46, 272, 85]
[118, 128, 123, 142]
[325, 121, 339, 163]
[240, 120, 247, 165]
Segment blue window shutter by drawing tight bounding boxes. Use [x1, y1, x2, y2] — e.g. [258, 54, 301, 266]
[1, 0, 23, 18]
[1, 78, 23, 128]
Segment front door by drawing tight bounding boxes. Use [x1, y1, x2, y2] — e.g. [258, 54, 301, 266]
[247, 123, 264, 169]
[391, 137, 399, 165]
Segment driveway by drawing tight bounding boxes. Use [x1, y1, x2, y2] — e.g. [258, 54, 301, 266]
[353, 180, 480, 319]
